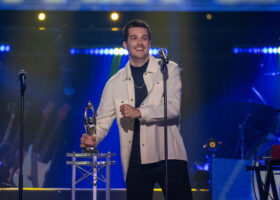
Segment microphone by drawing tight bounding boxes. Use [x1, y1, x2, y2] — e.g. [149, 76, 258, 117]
[159, 48, 169, 64]
[18, 69, 26, 93]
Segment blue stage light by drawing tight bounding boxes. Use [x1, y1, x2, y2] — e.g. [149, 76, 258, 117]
[104, 48, 109, 55]
[248, 48, 253, 54]
[253, 48, 258, 54]
[233, 46, 280, 55]
[5, 45, 10, 52]
[0, 45, 5, 52]
[70, 47, 165, 56]
[70, 48, 75, 55]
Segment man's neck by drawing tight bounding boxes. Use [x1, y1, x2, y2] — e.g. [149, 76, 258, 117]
[129, 56, 149, 67]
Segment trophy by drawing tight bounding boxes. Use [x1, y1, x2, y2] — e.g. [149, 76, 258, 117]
[83, 101, 98, 153]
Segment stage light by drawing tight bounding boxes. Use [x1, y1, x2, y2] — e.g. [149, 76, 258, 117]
[70, 48, 75, 55]
[109, 48, 114, 55]
[38, 12, 46, 21]
[110, 12, 119, 21]
[248, 48, 253, 54]
[104, 48, 109, 55]
[111, 27, 120, 31]
[233, 46, 280, 55]
[5, 45, 10, 52]
[38, 27, 46, 31]
[0, 45, 5, 52]
[206, 13, 212, 20]
[233, 47, 238, 54]
[0, 44, 11, 53]
[69, 47, 165, 56]
[113, 48, 119, 55]
[99, 49, 104, 55]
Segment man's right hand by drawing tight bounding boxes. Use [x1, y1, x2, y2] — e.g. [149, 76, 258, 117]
[80, 134, 96, 148]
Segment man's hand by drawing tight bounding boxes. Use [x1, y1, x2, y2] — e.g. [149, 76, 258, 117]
[80, 134, 96, 148]
[120, 104, 141, 118]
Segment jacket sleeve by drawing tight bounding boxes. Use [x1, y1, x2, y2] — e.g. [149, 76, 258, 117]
[138, 63, 182, 123]
[96, 80, 116, 145]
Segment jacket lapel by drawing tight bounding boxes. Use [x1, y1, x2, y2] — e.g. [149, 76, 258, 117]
[144, 56, 160, 95]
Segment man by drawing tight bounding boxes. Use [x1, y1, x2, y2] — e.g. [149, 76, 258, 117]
[80, 19, 193, 200]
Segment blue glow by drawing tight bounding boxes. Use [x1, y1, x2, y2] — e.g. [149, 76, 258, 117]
[70, 47, 165, 56]
[0, 44, 11, 53]
[5, 45, 10, 52]
[99, 49, 104, 55]
[0, 45, 5, 52]
[234, 46, 280, 55]
[70, 48, 75, 55]
[109, 48, 114, 55]
[104, 48, 109, 55]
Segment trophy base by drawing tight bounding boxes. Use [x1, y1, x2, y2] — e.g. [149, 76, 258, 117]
[83, 146, 98, 153]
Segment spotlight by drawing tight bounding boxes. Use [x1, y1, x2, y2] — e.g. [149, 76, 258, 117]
[70, 48, 75, 55]
[206, 13, 212, 20]
[111, 27, 120, 31]
[5, 45, 10, 52]
[0, 45, 5, 52]
[203, 138, 222, 151]
[110, 12, 119, 21]
[38, 12, 46, 21]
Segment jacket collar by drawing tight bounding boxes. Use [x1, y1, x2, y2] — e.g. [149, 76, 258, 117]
[121, 55, 158, 82]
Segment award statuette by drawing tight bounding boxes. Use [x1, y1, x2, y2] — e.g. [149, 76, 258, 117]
[83, 101, 98, 153]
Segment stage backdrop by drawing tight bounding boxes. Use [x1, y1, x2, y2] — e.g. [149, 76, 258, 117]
[0, 12, 280, 190]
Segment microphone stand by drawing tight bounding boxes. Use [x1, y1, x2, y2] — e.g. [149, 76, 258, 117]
[160, 56, 169, 200]
[18, 70, 26, 200]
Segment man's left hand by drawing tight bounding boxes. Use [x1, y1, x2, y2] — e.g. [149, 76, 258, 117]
[120, 104, 141, 118]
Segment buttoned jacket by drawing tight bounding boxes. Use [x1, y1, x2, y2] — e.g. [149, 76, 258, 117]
[96, 55, 187, 180]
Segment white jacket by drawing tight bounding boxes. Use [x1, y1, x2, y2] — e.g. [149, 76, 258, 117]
[96, 55, 187, 180]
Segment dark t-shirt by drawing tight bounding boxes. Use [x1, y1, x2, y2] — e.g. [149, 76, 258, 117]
[129, 60, 149, 167]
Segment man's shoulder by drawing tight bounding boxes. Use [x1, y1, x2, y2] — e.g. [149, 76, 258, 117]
[106, 67, 127, 86]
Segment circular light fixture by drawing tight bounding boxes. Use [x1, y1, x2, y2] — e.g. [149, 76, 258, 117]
[206, 13, 212, 21]
[38, 12, 46, 21]
[110, 12, 119, 21]
[209, 141, 216, 148]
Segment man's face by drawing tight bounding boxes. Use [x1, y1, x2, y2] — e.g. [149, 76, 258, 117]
[123, 27, 151, 63]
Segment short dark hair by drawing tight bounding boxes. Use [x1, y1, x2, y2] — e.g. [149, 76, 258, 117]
[123, 19, 151, 42]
